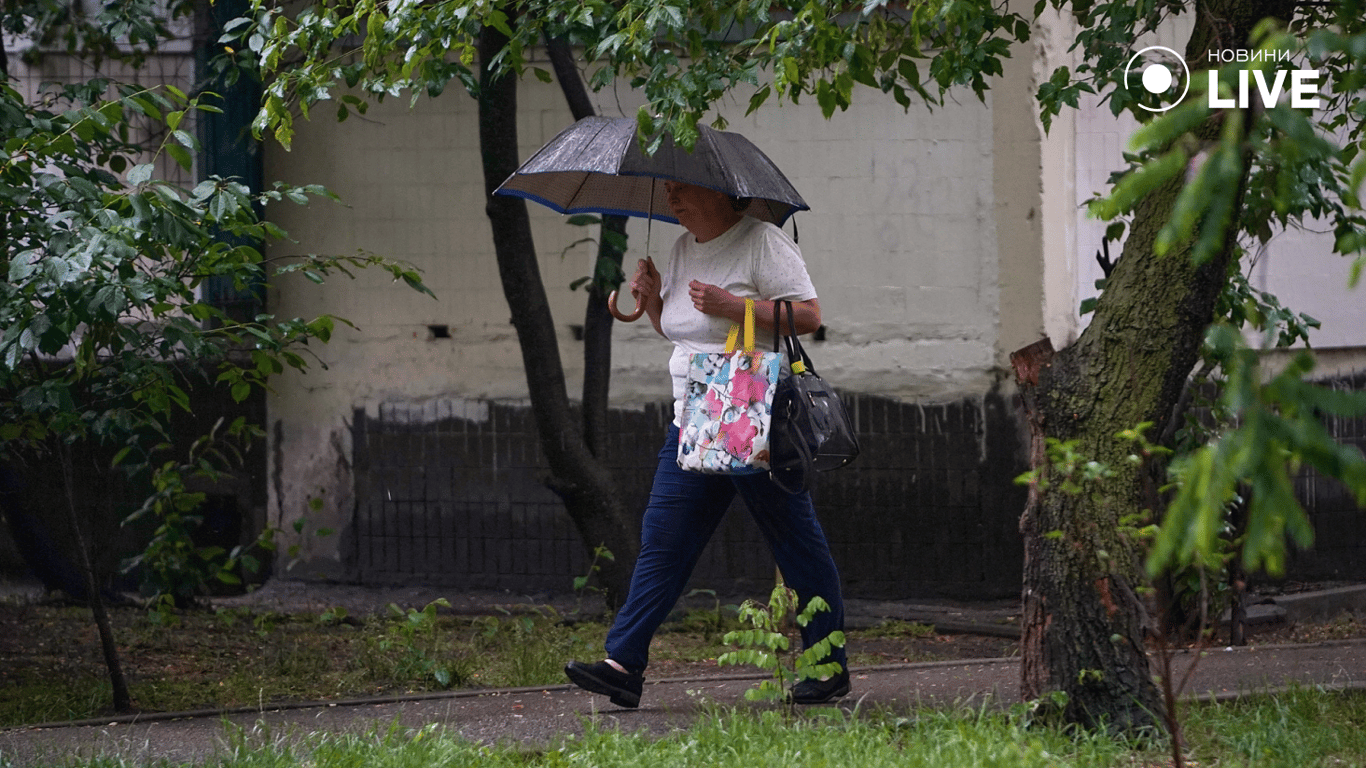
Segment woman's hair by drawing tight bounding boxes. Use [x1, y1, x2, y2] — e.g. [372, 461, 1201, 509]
[728, 195, 752, 213]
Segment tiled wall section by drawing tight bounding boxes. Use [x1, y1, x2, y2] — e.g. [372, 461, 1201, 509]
[350, 393, 1030, 600]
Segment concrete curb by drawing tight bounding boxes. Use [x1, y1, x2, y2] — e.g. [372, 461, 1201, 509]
[1270, 585, 1366, 623]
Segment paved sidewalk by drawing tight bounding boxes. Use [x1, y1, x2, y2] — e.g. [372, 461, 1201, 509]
[3, 639, 1364, 767]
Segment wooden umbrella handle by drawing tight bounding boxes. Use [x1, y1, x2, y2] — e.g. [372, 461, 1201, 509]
[607, 289, 646, 322]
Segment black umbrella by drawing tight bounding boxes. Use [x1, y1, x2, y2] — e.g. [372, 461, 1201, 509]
[494, 116, 810, 226]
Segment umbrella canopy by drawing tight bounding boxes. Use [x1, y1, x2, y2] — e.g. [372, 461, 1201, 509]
[494, 116, 809, 226]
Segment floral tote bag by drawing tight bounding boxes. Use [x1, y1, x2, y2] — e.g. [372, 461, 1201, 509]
[678, 298, 782, 474]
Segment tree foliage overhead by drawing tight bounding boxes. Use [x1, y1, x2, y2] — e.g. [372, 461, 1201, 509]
[241, 0, 1028, 150]
[0, 77, 429, 459]
[239, 0, 1366, 295]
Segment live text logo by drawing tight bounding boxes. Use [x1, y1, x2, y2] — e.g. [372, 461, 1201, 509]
[1125, 45, 1323, 112]
[1206, 49, 1322, 109]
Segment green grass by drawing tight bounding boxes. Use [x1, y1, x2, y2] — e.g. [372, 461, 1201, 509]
[0, 604, 606, 727]
[27, 688, 1366, 768]
[859, 619, 937, 639]
[1183, 685, 1366, 764]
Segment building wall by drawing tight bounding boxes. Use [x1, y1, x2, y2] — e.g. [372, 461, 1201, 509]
[1063, 14, 1366, 354]
[262, 58, 1028, 585]
[5, 49, 196, 190]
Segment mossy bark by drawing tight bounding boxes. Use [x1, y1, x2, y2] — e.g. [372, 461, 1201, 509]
[1018, 0, 1296, 733]
[1020, 174, 1235, 732]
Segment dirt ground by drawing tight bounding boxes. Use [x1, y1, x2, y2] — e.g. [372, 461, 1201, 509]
[0, 595, 1021, 697]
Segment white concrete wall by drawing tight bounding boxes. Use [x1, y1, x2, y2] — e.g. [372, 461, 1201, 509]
[1032, 9, 1081, 349]
[262, 60, 1023, 573]
[1066, 16, 1365, 354]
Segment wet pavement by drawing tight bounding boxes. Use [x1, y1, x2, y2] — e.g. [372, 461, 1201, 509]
[2, 580, 1365, 766]
[3, 639, 1365, 766]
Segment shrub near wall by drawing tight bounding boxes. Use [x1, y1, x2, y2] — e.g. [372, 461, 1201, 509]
[0, 364, 266, 593]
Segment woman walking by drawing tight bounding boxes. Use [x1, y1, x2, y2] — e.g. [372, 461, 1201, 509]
[565, 180, 849, 708]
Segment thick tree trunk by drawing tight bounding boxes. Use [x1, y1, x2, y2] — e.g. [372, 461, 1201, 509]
[545, 36, 631, 458]
[477, 21, 637, 608]
[1019, 168, 1231, 732]
[1016, 0, 1294, 733]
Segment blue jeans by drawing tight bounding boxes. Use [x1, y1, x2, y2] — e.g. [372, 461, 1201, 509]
[605, 424, 847, 673]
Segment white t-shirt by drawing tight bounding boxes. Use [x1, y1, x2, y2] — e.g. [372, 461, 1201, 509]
[660, 215, 817, 425]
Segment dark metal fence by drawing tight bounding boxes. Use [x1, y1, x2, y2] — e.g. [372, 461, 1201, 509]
[348, 369, 1366, 599]
[350, 392, 1028, 600]
[1288, 369, 1366, 580]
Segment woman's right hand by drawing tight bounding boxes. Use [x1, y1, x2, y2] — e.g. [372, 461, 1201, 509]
[628, 257, 665, 336]
[630, 257, 659, 301]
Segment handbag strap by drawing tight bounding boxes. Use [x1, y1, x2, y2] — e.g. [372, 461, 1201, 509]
[773, 300, 817, 375]
[724, 298, 757, 353]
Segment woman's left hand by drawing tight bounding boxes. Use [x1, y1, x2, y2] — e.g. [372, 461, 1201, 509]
[688, 280, 739, 318]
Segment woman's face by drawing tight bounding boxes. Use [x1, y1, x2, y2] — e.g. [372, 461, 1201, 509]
[664, 181, 734, 234]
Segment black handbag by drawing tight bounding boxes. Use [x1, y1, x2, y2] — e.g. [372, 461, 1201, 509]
[769, 301, 860, 493]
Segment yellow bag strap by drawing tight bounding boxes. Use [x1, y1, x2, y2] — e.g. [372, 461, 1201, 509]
[724, 298, 756, 354]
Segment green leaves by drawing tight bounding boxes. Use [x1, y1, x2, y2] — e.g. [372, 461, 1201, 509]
[1, 77, 432, 472]
[814, 71, 854, 118]
[120, 417, 271, 613]
[717, 584, 845, 707]
[1088, 148, 1187, 222]
[1155, 137, 1242, 265]
[1150, 326, 1366, 579]
[1013, 437, 1117, 495]
[240, 0, 1031, 152]
[126, 163, 155, 185]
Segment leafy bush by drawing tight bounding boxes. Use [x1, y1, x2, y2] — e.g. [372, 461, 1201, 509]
[717, 583, 845, 706]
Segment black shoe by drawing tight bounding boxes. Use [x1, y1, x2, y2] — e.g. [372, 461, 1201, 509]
[790, 670, 851, 704]
[565, 660, 644, 708]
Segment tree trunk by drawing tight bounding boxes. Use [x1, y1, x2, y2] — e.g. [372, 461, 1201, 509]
[59, 444, 133, 713]
[1016, 0, 1294, 732]
[1018, 169, 1226, 732]
[544, 35, 631, 458]
[477, 20, 637, 608]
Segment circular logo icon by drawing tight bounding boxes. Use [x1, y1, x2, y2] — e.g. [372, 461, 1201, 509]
[1124, 46, 1190, 113]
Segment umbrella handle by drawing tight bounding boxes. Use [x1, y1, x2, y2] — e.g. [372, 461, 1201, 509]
[607, 289, 646, 322]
